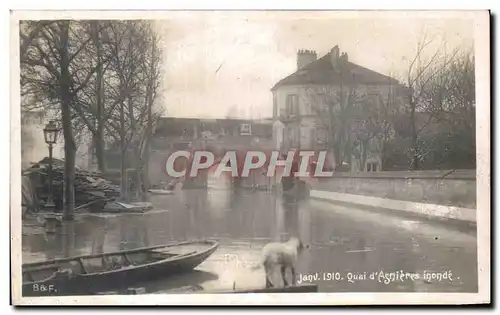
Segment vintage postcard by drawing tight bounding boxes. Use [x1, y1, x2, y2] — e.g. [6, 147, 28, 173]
[11, 10, 490, 305]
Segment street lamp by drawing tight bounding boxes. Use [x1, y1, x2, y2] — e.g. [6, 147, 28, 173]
[43, 120, 59, 210]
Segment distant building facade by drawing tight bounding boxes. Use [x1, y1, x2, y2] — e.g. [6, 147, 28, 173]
[271, 46, 404, 172]
[149, 117, 274, 187]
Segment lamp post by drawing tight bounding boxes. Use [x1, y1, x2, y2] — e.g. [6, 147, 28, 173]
[43, 120, 59, 210]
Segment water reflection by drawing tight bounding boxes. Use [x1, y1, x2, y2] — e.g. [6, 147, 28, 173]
[22, 190, 313, 291]
[21, 189, 477, 293]
[23, 221, 77, 261]
[61, 222, 76, 258]
[275, 196, 285, 242]
[118, 216, 150, 250]
[91, 218, 107, 254]
[283, 198, 300, 240]
[24, 191, 310, 257]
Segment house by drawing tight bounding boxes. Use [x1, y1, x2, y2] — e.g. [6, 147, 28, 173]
[271, 45, 403, 172]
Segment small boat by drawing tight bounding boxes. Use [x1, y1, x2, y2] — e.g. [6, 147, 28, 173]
[148, 189, 175, 195]
[102, 201, 154, 213]
[22, 240, 219, 296]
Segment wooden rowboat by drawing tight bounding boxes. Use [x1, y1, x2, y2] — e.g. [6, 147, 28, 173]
[148, 189, 175, 195]
[22, 240, 219, 296]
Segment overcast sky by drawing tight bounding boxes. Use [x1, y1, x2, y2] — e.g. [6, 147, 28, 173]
[155, 11, 475, 119]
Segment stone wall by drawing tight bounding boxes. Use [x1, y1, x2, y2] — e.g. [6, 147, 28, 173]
[311, 170, 476, 209]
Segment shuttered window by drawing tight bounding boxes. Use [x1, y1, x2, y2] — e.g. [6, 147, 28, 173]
[286, 94, 299, 116]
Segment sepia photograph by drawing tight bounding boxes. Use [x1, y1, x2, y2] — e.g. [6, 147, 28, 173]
[11, 10, 490, 305]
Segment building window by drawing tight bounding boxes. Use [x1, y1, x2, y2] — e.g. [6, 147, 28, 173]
[367, 162, 378, 172]
[286, 94, 299, 116]
[240, 123, 252, 136]
[273, 93, 278, 118]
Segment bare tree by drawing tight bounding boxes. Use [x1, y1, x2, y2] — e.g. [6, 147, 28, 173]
[20, 20, 111, 220]
[350, 82, 406, 171]
[139, 26, 162, 196]
[68, 20, 129, 173]
[429, 48, 475, 134]
[306, 84, 364, 170]
[400, 33, 459, 170]
[103, 20, 143, 200]
[350, 95, 385, 170]
[424, 48, 476, 168]
[74, 21, 114, 173]
[104, 21, 163, 201]
[19, 21, 53, 59]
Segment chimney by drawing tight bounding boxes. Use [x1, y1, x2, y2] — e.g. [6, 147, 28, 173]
[340, 52, 348, 62]
[330, 45, 340, 69]
[297, 49, 317, 70]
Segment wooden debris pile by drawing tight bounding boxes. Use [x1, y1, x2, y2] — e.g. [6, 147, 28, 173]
[23, 157, 120, 211]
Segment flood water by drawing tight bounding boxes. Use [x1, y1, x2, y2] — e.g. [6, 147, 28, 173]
[22, 189, 478, 293]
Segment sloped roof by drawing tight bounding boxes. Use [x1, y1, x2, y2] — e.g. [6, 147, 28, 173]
[271, 53, 399, 91]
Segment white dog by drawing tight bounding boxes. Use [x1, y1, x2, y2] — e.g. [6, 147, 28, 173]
[254, 237, 306, 288]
